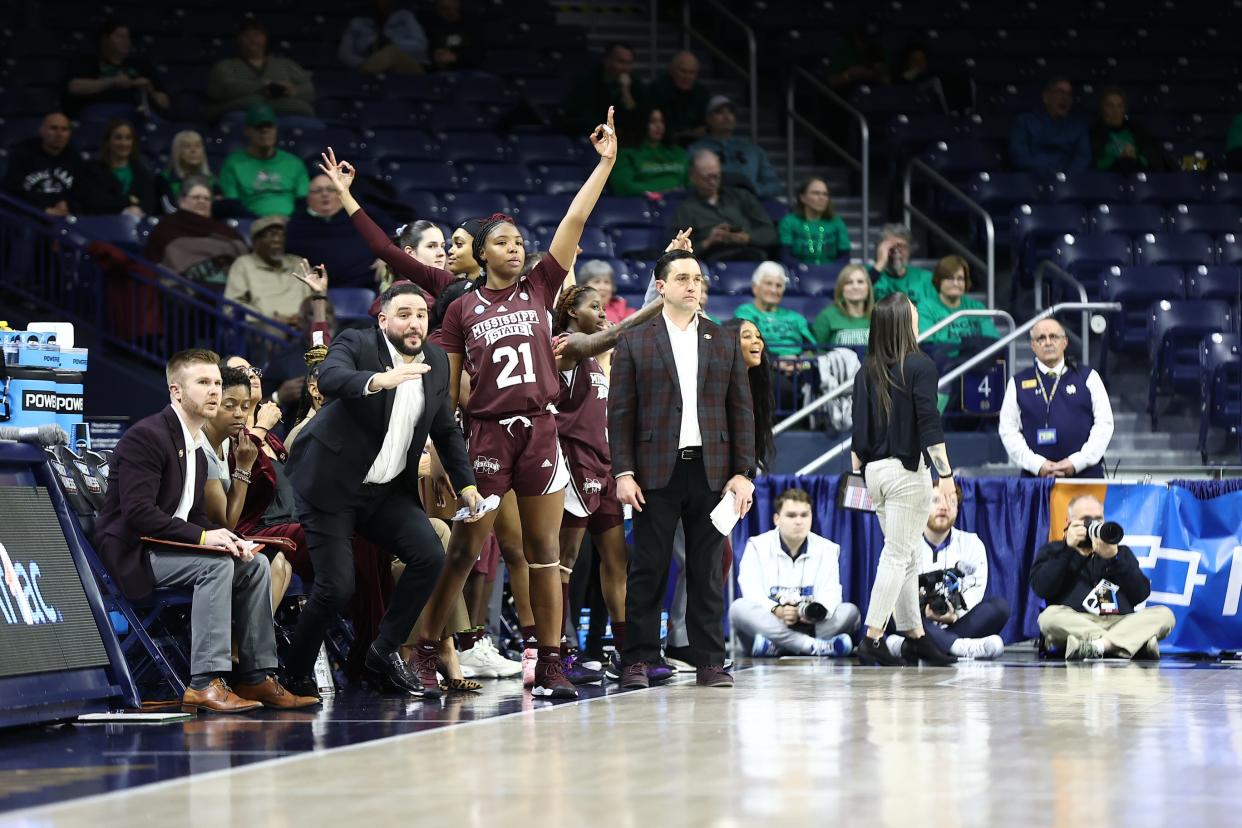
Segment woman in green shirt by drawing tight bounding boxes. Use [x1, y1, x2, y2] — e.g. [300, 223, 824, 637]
[778, 176, 851, 265]
[609, 107, 689, 197]
[812, 263, 873, 346]
[161, 130, 218, 204]
[917, 255, 999, 353]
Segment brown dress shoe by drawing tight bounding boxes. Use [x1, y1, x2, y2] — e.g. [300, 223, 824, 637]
[182, 678, 264, 713]
[234, 675, 321, 709]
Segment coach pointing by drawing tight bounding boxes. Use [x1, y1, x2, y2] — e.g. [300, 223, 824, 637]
[610, 249, 756, 689]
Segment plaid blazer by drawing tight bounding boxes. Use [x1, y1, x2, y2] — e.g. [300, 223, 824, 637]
[609, 314, 755, 492]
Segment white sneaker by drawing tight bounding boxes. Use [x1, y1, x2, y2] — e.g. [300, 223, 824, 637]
[521, 647, 537, 688]
[458, 638, 523, 678]
[949, 635, 1005, 660]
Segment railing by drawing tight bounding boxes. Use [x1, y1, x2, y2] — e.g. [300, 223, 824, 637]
[902, 159, 995, 308]
[1032, 260, 1096, 366]
[793, 301, 1123, 475]
[786, 68, 870, 256]
[773, 308, 1016, 435]
[682, 0, 758, 144]
[0, 196, 297, 371]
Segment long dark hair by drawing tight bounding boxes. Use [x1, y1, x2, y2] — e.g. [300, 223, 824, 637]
[723, 318, 774, 472]
[863, 293, 920, 424]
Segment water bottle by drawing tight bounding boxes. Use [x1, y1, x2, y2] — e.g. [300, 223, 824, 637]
[313, 643, 336, 696]
[2, 335, 16, 366]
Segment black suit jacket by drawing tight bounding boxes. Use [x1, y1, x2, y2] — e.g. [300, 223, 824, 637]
[92, 405, 220, 599]
[609, 314, 755, 492]
[286, 327, 474, 511]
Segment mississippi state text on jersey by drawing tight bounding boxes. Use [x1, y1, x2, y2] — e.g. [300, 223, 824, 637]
[556, 357, 610, 459]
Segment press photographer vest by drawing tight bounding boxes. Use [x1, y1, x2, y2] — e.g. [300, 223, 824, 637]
[1014, 361, 1103, 478]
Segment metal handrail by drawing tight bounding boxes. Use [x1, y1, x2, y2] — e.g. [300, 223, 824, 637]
[794, 301, 1123, 475]
[786, 68, 870, 256]
[1032, 260, 1094, 365]
[682, 0, 758, 144]
[773, 307, 1016, 434]
[902, 159, 996, 308]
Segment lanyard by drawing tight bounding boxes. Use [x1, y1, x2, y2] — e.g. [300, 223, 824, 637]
[1033, 364, 1063, 427]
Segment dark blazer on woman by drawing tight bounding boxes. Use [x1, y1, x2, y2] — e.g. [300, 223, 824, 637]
[79, 157, 159, 215]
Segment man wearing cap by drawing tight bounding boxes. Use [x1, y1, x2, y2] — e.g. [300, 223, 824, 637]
[206, 16, 316, 121]
[224, 215, 313, 328]
[689, 95, 782, 199]
[219, 104, 310, 218]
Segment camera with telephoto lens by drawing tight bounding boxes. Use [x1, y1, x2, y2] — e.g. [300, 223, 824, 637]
[918, 563, 975, 617]
[1077, 517, 1124, 550]
[796, 601, 828, 624]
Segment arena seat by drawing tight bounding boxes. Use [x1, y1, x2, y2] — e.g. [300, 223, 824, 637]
[1128, 172, 1208, 205]
[609, 227, 662, 259]
[1135, 232, 1215, 268]
[1170, 204, 1242, 236]
[438, 132, 511, 163]
[1186, 265, 1242, 304]
[1054, 233, 1132, 297]
[1198, 332, 1241, 463]
[967, 171, 1041, 217]
[792, 263, 843, 297]
[1148, 299, 1236, 422]
[1100, 265, 1185, 352]
[714, 262, 758, 296]
[459, 162, 534, 194]
[1044, 171, 1125, 206]
[1011, 203, 1087, 276]
[441, 192, 510, 228]
[329, 287, 379, 325]
[1089, 203, 1166, 238]
[510, 193, 573, 229]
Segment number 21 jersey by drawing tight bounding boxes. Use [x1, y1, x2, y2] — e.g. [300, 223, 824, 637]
[438, 254, 568, 420]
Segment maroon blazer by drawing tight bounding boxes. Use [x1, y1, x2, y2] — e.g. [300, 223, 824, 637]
[608, 314, 755, 492]
[92, 405, 220, 599]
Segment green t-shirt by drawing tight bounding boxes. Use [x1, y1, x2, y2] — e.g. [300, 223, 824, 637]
[733, 303, 816, 357]
[777, 213, 851, 264]
[112, 164, 133, 196]
[872, 265, 934, 306]
[917, 292, 999, 350]
[610, 143, 689, 196]
[1096, 127, 1148, 170]
[219, 148, 309, 217]
[811, 303, 871, 346]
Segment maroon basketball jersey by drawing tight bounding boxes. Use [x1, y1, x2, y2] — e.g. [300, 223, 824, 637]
[439, 254, 568, 420]
[556, 356, 610, 462]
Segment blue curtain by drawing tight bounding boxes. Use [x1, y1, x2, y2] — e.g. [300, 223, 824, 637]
[734, 476, 1054, 642]
[1169, 479, 1242, 498]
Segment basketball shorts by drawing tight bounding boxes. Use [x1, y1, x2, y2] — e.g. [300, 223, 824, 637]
[467, 413, 569, 498]
[560, 439, 624, 533]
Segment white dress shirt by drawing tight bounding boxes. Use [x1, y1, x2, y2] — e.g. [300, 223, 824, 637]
[663, 311, 703, 449]
[998, 358, 1114, 475]
[171, 405, 208, 521]
[364, 334, 427, 484]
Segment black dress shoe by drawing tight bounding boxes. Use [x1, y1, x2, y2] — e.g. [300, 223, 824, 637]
[856, 635, 906, 667]
[909, 635, 957, 666]
[364, 644, 425, 695]
[282, 674, 322, 700]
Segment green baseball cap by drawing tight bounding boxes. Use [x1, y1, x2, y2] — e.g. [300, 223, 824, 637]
[245, 103, 277, 127]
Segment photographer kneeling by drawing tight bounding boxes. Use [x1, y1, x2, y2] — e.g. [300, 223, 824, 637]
[729, 488, 860, 657]
[1031, 494, 1175, 660]
[884, 485, 1010, 661]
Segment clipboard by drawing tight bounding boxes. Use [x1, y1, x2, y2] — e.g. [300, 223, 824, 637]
[142, 536, 268, 556]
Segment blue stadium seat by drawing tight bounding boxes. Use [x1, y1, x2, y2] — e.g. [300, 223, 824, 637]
[1186, 265, 1242, 304]
[509, 134, 586, 165]
[460, 162, 534, 194]
[922, 140, 1006, 177]
[1129, 172, 1207, 205]
[283, 127, 360, 162]
[1170, 204, 1242, 236]
[1135, 232, 1215, 267]
[1011, 203, 1087, 275]
[1207, 172, 1242, 204]
[432, 107, 498, 132]
[61, 215, 141, 251]
[329, 287, 378, 324]
[609, 227, 662, 258]
[573, 226, 614, 258]
[714, 262, 759, 296]
[1054, 233, 1133, 297]
[1198, 333, 1241, 462]
[967, 172, 1041, 216]
[792, 262, 845, 297]
[361, 128, 437, 159]
[1045, 172, 1126, 205]
[396, 190, 444, 220]
[1220, 234, 1242, 266]
[438, 133, 511, 163]
[529, 162, 593, 195]
[510, 193, 573, 229]
[593, 197, 658, 230]
[441, 192, 510, 228]
[440, 71, 518, 104]
[1148, 299, 1236, 422]
[1100, 265, 1186, 352]
[850, 84, 938, 115]
[380, 160, 461, 193]
[358, 100, 430, 129]
[1090, 203, 1166, 237]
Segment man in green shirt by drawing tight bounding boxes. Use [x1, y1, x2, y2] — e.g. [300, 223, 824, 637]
[219, 104, 309, 218]
[733, 261, 817, 357]
[868, 223, 934, 305]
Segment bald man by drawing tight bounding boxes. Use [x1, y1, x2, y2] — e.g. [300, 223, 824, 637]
[670, 150, 776, 262]
[1030, 494, 1174, 660]
[998, 318, 1114, 478]
[3, 112, 84, 216]
[643, 50, 710, 144]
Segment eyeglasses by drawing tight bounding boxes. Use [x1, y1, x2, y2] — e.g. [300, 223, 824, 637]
[1031, 334, 1065, 344]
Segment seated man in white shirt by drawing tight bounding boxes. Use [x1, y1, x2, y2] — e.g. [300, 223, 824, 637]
[885, 485, 1010, 661]
[729, 488, 860, 657]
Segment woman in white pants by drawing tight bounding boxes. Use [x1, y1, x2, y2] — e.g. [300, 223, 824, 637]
[850, 293, 958, 667]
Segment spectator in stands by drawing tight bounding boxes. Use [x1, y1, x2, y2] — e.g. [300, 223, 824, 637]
[161, 131, 217, 205]
[883, 485, 1009, 661]
[144, 175, 249, 290]
[778, 176, 851, 265]
[65, 19, 171, 118]
[734, 261, 816, 357]
[610, 108, 688, 197]
[917, 255, 998, 356]
[671, 150, 777, 262]
[869, 223, 934, 305]
[424, 0, 483, 71]
[892, 39, 975, 114]
[286, 174, 385, 288]
[79, 119, 158, 217]
[690, 96, 782, 198]
[206, 17, 317, 122]
[3, 112, 83, 216]
[218, 104, 310, 218]
[812, 263, 873, 346]
[1010, 76, 1090, 173]
[729, 487, 859, 658]
[826, 21, 888, 92]
[1031, 493, 1174, 661]
[91, 349, 317, 711]
[339, 0, 429, 75]
[998, 318, 1113, 478]
[561, 42, 639, 135]
[642, 51, 709, 145]
[224, 215, 314, 326]
[579, 259, 634, 324]
[1090, 87, 1172, 174]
